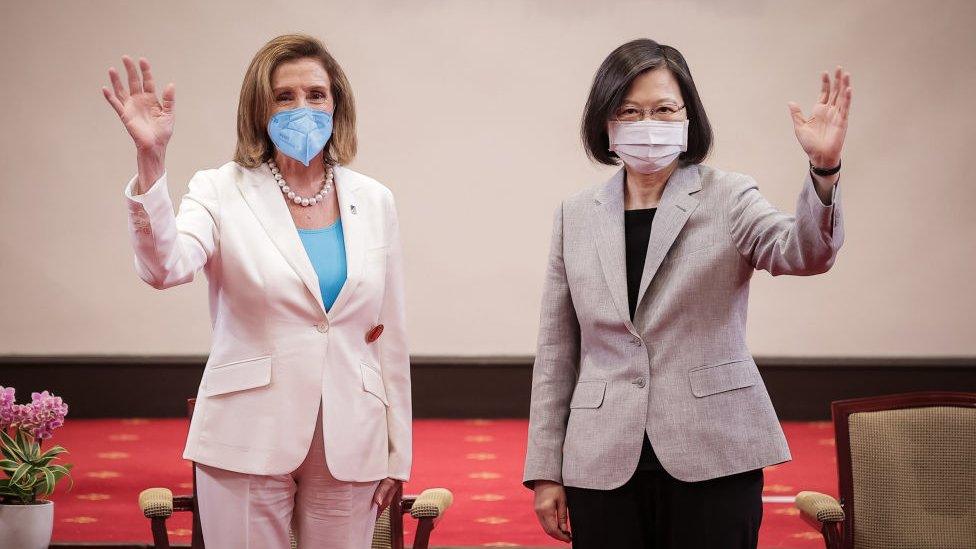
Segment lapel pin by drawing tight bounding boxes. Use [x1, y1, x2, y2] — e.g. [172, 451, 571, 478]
[366, 324, 384, 344]
[350, 205, 358, 215]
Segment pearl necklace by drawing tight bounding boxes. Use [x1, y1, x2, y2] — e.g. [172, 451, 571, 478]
[267, 159, 334, 207]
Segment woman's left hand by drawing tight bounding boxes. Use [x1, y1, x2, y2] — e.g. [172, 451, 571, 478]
[373, 477, 402, 517]
[789, 67, 852, 169]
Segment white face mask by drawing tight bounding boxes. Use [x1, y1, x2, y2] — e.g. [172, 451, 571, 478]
[608, 119, 689, 174]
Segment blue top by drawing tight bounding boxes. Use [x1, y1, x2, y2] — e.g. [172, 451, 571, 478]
[297, 219, 348, 311]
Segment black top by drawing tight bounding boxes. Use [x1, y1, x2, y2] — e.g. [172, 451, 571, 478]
[624, 209, 656, 319]
[624, 208, 664, 472]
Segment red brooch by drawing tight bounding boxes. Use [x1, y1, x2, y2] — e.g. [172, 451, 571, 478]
[366, 324, 384, 344]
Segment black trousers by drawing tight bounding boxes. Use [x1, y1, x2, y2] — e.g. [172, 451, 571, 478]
[564, 467, 764, 549]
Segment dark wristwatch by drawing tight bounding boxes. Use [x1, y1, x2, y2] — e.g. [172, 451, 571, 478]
[810, 160, 841, 177]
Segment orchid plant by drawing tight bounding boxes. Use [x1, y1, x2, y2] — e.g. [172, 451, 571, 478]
[0, 386, 73, 505]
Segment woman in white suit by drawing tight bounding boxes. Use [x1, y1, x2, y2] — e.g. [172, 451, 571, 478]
[102, 34, 411, 548]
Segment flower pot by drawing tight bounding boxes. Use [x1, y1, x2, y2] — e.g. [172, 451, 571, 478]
[0, 500, 54, 549]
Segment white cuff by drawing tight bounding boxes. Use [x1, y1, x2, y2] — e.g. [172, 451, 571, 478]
[124, 172, 168, 204]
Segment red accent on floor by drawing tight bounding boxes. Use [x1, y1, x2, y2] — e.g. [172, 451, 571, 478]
[46, 419, 837, 548]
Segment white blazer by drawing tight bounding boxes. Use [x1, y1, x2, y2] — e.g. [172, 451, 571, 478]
[123, 161, 411, 482]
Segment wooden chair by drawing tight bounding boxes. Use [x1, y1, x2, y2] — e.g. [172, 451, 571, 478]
[137, 399, 453, 549]
[795, 391, 976, 548]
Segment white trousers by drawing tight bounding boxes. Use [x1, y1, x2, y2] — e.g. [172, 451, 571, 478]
[195, 405, 381, 548]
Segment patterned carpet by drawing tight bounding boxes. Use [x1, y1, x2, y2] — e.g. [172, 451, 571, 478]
[46, 418, 837, 548]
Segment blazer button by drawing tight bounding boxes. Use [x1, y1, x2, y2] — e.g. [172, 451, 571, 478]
[632, 337, 643, 347]
[316, 322, 329, 333]
[634, 377, 646, 388]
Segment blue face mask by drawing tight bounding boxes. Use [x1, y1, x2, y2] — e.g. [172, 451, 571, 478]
[267, 107, 334, 166]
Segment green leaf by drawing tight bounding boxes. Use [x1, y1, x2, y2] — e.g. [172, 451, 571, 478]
[0, 430, 16, 446]
[0, 459, 19, 472]
[62, 472, 74, 492]
[37, 445, 66, 460]
[17, 470, 38, 491]
[33, 471, 48, 496]
[28, 439, 40, 461]
[0, 485, 20, 498]
[42, 469, 55, 496]
[34, 445, 66, 467]
[14, 430, 40, 462]
[0, 431, 27, 462]
[10, 462, 31, 485]
[0, 477, 31, 504]
[49, 464, 70, 478]
[46, 463, 73, 492]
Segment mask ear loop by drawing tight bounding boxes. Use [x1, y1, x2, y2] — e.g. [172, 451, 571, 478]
[313, 109, 335, 167]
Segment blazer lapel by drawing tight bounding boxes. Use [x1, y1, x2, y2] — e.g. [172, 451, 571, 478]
[591, 169, 637, 334]
[236, 164, 327, 315]
[325, 166, 364, 318]
[635, 164, 702, 309]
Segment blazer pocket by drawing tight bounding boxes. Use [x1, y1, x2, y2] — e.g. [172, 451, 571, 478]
[202, 355, 272, 397]
[569, 380, 607, 409]
[361, 362, 390, 406]
[688, 358, 759, 398]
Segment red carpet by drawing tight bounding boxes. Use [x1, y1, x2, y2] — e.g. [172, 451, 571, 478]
[47, 418, 837, 548]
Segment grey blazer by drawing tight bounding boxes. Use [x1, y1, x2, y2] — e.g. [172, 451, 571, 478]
[522, 164, 844, 490]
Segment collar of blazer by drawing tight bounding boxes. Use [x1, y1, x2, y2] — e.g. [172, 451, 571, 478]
[235, 163, 366, 320]
[591, 164, 703, 334]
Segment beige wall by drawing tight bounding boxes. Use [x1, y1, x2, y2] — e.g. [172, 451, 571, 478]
[1, 0, 974, 357]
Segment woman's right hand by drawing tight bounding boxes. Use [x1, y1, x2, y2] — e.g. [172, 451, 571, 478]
[102, 56, 174, 192]
[533, 480, 572, 542]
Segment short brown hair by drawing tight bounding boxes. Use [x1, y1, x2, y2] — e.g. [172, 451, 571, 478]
[581, 39, 712, 166]
[234, 34, 357, 168]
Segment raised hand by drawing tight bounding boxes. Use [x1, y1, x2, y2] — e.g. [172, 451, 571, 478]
[788, 67, 852, 169]
[102, 56, 175, 154]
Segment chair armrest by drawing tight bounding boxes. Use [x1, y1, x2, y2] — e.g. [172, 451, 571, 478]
[795, 491, 845, 524]
[139, 488, 174, 519]
[172, 494, 195, 512]
[408, 488, 454, 520]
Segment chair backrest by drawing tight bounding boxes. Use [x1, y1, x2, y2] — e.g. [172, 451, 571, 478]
[372, 507, 394, 549]
[832, 392, 976, 549]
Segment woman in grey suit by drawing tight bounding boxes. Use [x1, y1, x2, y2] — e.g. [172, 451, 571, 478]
[523, 39, 851, 548]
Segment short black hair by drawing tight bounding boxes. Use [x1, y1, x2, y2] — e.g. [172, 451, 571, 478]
[581, 39, 713, 166]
